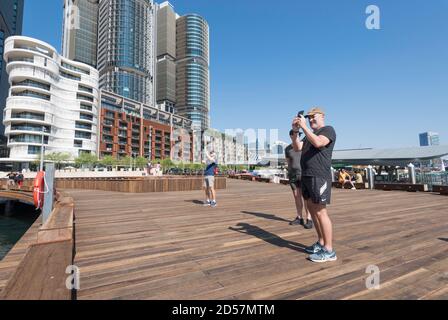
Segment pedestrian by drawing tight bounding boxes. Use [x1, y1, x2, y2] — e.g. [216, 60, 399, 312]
[292, 107, 337, 263]
[339, 169, 356, 189]
[202, 150, 218, 207]
[16, 172, 24, 189]
[286, 129, 313, 229]
[6, 171, 16, 189]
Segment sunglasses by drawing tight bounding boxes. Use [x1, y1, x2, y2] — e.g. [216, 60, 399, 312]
[307, 113, 322, 120]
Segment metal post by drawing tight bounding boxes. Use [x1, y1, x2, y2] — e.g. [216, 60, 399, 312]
[331, 167, 336, 183]
[40, 126, 45, 171]
[42, 162, 55, 224]
[366, 165, 375, 190]
[408, 163, 416, 184]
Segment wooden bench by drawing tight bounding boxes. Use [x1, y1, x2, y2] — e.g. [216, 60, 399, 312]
[432, 185, 448, 195]
[332, 182, 368, 189]
[374, 183, 428, 192]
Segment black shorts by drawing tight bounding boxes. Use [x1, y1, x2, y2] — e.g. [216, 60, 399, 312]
[289, 175, 302, 191]
[302, 176, 332, 205]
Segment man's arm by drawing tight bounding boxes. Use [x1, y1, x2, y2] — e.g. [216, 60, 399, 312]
[291, 118, 304, 151]
[301, 126, 331, 149]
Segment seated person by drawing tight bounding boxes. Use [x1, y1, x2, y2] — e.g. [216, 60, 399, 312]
[338, 169, 356, 189]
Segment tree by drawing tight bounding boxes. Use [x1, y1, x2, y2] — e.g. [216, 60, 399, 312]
[161, 158, 174, 171]
[101, 155, 118, 167]
[45, 152, 71, 169]
[75, 153, 98, 169]
[135, 156, 148, 169]
[119, 155, 133, 168]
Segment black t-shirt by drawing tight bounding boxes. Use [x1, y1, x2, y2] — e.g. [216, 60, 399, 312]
[300, 126, 336, 179]
[284, 144, 302, 177]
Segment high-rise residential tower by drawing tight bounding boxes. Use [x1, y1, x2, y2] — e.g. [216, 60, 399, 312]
[0, 0, 24, 149]
[3, 36, 99, 163]
[62, 0, 99, 68]
[176, 13, 210, 131]
[97, 0, 156, 106]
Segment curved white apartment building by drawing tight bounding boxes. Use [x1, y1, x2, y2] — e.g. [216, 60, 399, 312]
[2, 36, 99, 161]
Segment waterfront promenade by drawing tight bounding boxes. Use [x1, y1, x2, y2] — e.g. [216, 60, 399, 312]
[68, 179, 448, 300]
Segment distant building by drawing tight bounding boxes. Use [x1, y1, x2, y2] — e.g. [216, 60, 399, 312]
[203, 128, 247, 165]
[99, 90, 193, 162]
[419, 132, 440, 146]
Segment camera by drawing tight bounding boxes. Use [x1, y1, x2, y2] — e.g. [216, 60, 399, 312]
[298, 110, 309, 119]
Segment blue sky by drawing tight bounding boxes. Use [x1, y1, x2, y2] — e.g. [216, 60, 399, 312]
[23, 0, 448, 149]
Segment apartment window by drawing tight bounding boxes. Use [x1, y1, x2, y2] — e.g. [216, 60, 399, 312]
[74, 140, 83, 148]
[28, 145, 41, 155]
[80, 113, 93, 121]
[77, 93, 94, 102]
[75, 131, 91, 139]
[60, 70, 81, 81]
[78, 84, 93, 93]
[75, 121, 92, 130]
[61, 61, 90, 75]
[80, 103, 92, 111]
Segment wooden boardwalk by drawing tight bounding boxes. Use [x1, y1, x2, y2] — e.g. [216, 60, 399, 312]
[69, 179, 448, 300]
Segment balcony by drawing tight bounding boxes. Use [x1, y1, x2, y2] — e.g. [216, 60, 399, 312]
[9, 134, 48, 144]
[14, 44, 53, 58]
[10, 124, 50, 133]
[8, 56, 34, 64]
[10, 112, 45, 121]
[80, 113, 94, 121]
[77, 93, 94, 103]
[12, 90, 50, 101]
[12, 79, 50, 91]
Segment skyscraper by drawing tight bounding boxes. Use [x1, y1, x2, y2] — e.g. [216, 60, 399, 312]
[0, 0, 24, 145]
[419, 132, 440, 146]
[176, 13, 210, 131]
[97, 0, 156, 106]
[155, 1, 176, 113]
[62, 0, 99, 67]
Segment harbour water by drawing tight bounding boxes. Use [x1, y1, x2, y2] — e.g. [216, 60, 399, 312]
[0, 200, 39, 260]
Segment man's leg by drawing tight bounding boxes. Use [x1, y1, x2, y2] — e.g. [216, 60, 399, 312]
[204, 179, 210, 202]
[308, 202, 333, 252]
[293, 188, 303, 219]
[210, 187, 216, 202]
[307, 200, 324, 245]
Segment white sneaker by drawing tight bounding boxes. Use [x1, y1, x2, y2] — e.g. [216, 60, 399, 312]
[203, 200, 211, 206]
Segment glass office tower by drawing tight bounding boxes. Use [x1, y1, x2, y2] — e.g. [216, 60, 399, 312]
[62, 0, 99, 67]
[97, 0, 156, 106]
[0, 0, 24, 155]
[176, 14, 210, 131]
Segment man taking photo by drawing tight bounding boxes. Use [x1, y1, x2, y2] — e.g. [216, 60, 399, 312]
[292, 107, 337, 263]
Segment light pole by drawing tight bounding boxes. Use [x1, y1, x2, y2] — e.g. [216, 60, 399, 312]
[39, 126, 46, 171]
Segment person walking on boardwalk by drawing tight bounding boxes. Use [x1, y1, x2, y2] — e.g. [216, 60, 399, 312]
[202, 150, 218, 207]
[286, 129, 313, 229]
[292, 107, 337, 263]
